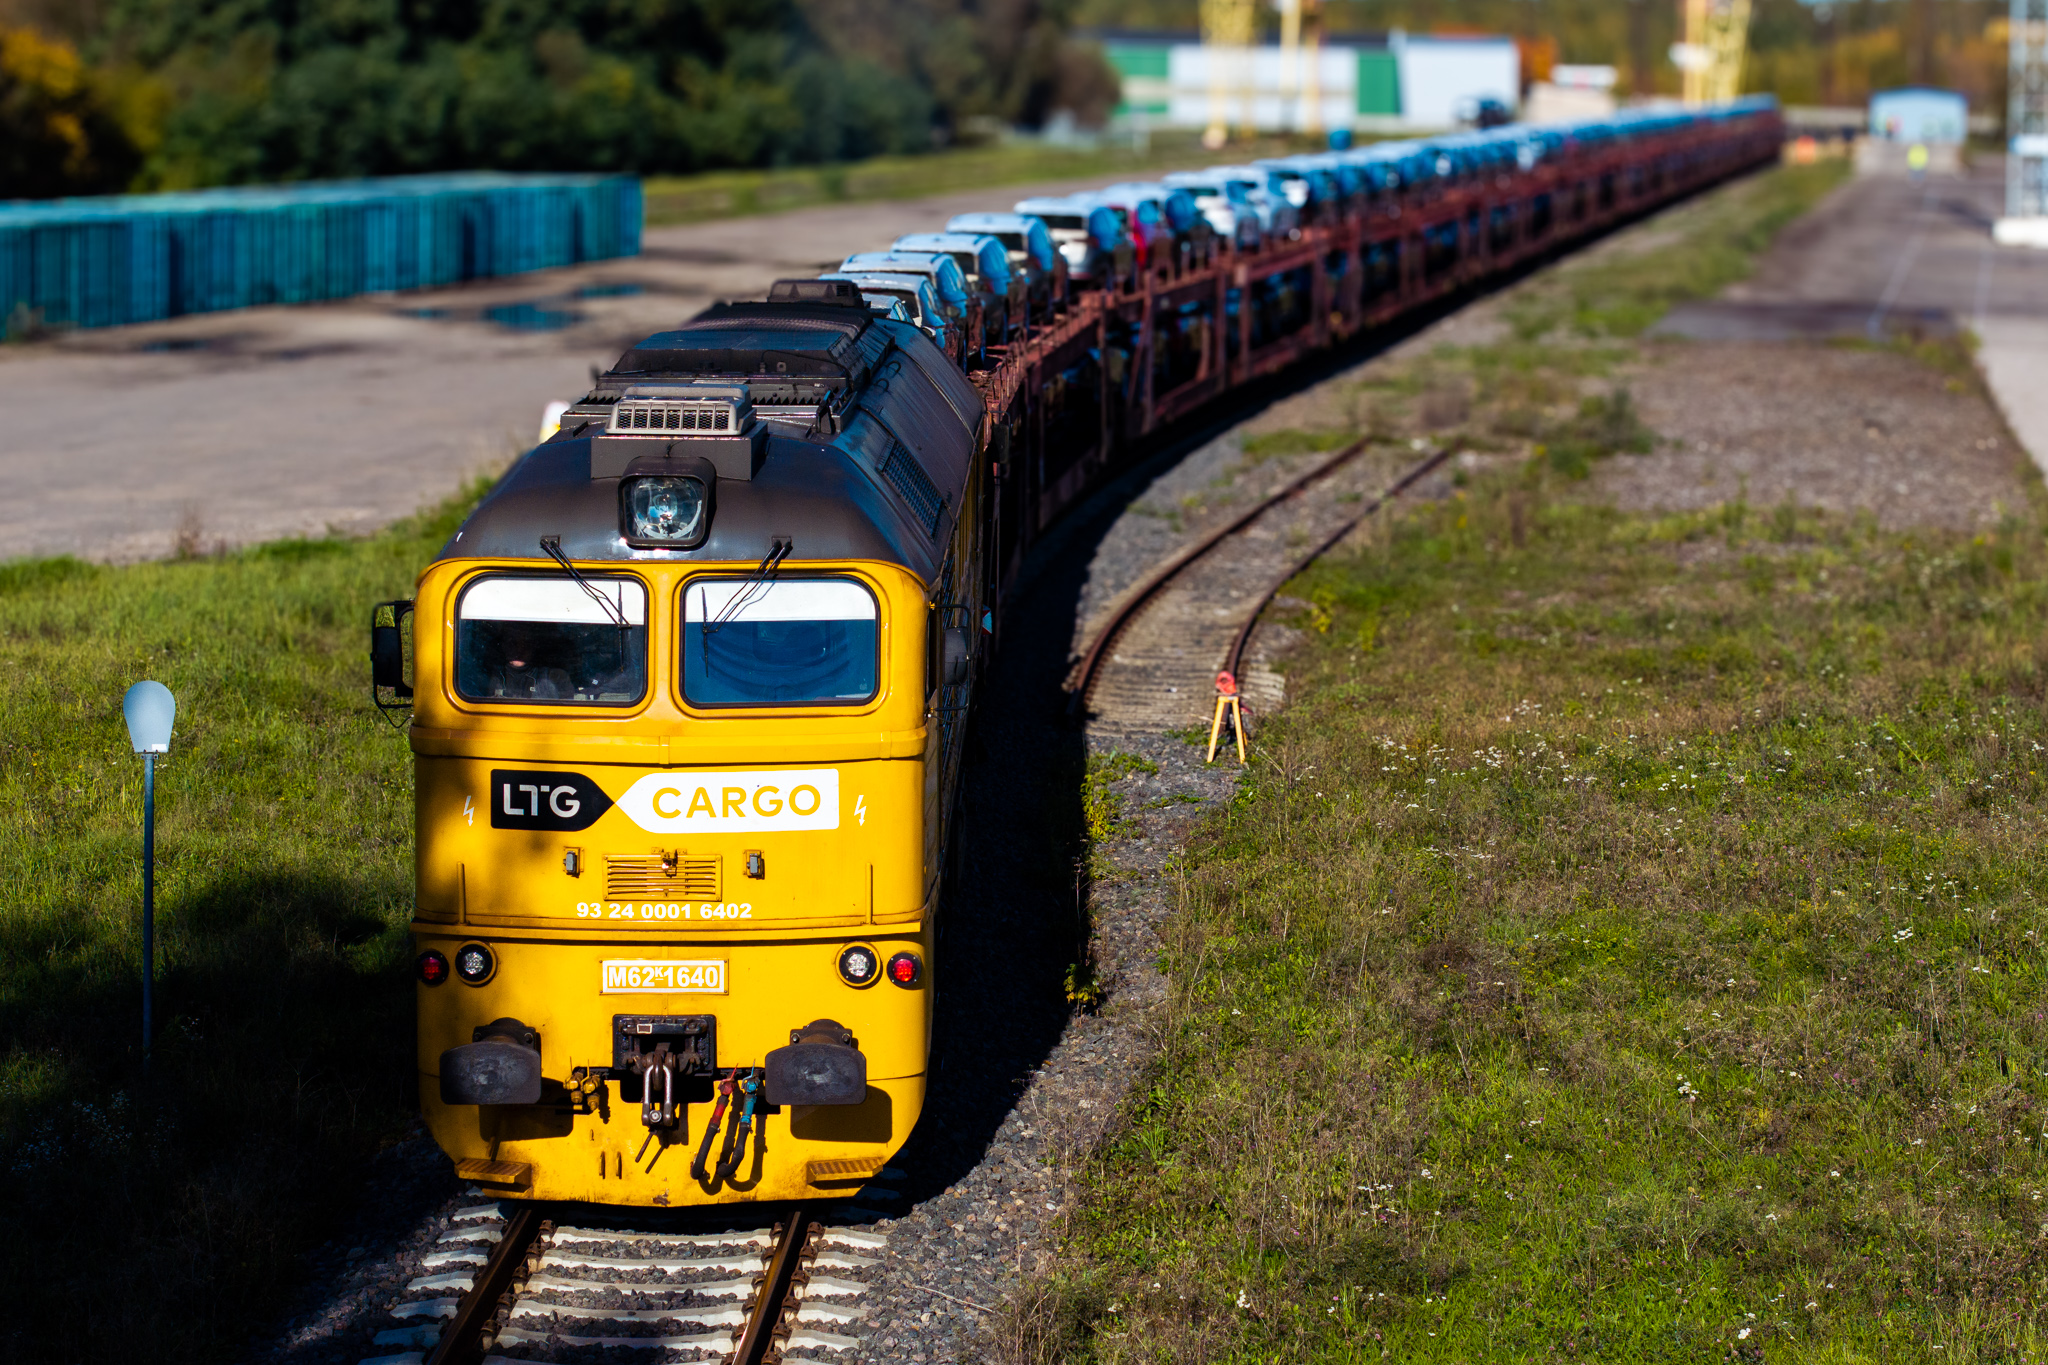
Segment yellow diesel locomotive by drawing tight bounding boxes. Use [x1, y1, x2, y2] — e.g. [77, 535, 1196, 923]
[372, 280, 989, 1206]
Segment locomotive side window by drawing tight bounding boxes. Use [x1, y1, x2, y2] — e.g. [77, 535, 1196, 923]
[455, 576, 648, 705]
[682, 578, 879, 707]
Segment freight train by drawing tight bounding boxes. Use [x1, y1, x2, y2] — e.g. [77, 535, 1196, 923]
[369, 100, 1784, 1207]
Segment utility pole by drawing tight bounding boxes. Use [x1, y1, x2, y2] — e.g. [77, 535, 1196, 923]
[1631, 0, 1655, 98]
[2016, 0, 2048, 216]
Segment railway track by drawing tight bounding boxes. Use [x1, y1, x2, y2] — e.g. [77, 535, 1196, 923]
[1068, 437, 1456, 737]
[362, 1196, 888, 1365]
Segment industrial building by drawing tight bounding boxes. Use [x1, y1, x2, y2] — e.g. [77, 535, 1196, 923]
[1868, 87, 1969, 144]
[1094, 29, 1520, 133]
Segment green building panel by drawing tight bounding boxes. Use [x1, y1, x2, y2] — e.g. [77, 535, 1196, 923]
[1103, 43, 1172, 80]
[1356, 50, 1400, 115]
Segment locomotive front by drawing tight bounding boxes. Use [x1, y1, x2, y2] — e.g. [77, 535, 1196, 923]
[381, 289, 985, 1206]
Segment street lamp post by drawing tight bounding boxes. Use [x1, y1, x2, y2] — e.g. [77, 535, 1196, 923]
[122, 681, 175, 1060]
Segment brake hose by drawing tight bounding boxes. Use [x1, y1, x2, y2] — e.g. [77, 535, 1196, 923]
[691, 1068, 739, 1182]
[716, 1071, 762, 1183]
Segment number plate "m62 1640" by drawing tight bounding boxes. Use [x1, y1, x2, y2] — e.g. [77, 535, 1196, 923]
[600, 959, 727, 994]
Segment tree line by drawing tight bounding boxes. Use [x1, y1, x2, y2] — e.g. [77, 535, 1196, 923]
[0, 0, 1120, 197]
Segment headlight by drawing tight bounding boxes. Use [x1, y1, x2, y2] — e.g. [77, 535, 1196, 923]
[623, 475, 709, 546]
[455, 941, 496, 985]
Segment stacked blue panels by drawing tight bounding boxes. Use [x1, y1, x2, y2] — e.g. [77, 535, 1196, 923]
[0, 171, 642, 330]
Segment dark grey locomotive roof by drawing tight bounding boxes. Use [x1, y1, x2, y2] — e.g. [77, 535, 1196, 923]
[437, 304, 984, 581]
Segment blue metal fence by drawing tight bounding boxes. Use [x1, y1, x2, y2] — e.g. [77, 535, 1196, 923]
[0, 172, 643, 330]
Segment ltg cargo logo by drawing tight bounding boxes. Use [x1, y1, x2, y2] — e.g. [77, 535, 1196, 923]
[485, 768, 840, 833]
[615, 769, 839, 833]
[490, 769, 613, 831]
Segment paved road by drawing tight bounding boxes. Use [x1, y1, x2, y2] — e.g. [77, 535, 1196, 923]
[1663, 157, 2048, 471]
[0, 171, 1142, 563]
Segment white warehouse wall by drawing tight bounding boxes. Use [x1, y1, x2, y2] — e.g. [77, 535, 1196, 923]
[1393, 34, 1521, 128]
[1164, 45, 1359, 133]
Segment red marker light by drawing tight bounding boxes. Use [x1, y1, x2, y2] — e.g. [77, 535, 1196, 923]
[417, 950, 450, 986]
[886, 951, 923, 988]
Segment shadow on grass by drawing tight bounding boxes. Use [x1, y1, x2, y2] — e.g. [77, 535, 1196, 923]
[0, 869, 417, 1365]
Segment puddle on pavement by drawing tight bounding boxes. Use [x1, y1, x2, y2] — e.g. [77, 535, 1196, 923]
[393, 285, 650, 332]
[484, 302, 584, 330]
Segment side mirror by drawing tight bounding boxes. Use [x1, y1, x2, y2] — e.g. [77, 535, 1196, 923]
[942, 626, 972, 686]
[371, 600, 415, 711]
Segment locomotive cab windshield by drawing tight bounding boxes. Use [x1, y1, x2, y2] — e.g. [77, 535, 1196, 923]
[455, 576, 648, 705]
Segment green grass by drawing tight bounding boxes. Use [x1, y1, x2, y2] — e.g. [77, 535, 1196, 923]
[1502, 161, 1852, 342]
[641, 130, 1331, 226]
[1030, 477, 2048, 1365]
[1007, 160, 2048, 1362]
[0, 482, 487, 1363]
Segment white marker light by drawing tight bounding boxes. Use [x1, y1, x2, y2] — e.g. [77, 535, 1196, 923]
[123, 680, 175, 753]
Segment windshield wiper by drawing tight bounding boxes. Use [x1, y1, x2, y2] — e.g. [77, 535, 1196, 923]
[703, 537, 792, 638]
[539, 535, 630, 630]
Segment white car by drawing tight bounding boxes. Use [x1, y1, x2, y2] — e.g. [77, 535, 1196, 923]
[1158, 172, 1264, 250]
[1200, 166, 1303, 239]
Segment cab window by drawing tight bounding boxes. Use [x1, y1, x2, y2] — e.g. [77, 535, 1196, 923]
[455, 575, 648, 705]
[682, 577, 880, 707]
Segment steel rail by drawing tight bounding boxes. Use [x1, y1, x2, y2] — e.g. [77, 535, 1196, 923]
[1065, 433, 1375, 712]
[1221, 445, 1457, 683]
[423, 1202, 546, 1365]
[731, 1207, 814, 1365]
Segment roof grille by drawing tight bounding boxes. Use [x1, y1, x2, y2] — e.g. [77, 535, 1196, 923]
[879, 440, 947, 536]
[607, 382, 754, 437]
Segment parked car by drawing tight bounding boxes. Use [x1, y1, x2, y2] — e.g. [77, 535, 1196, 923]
[890, 232, 1017, 344]
[1091, 183, 1210, 275]
[816, 271, 958, 361]
[839, 250, 983, 358]
[1014, 195, 1134, 290]
[944, 211, 1065, 318]
[1457, 95, 1516, 129]
[1251, 156, 1360, 223]
[1200, 166, 1303, 239]
[1157, 171, 1264, 251]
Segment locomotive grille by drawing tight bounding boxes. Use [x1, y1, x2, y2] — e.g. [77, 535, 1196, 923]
[605, 854, 722, 900]
[608, 400, 737, 434]
[879, 439, 947, 534]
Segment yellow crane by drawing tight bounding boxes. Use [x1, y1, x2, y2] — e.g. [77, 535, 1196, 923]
[1201, 0, 1257, 147]
[1676, 0, 1753, 105]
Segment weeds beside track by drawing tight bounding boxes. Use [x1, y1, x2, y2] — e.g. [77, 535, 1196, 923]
[1001, 159, 2048, 1362]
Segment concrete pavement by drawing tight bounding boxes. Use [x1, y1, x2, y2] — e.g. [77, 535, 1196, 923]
[1722, 159, 2048, 474]
[0, 170, 1143, 563]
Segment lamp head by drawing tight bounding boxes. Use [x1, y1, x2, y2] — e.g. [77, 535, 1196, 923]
[123, 680, 175, 754]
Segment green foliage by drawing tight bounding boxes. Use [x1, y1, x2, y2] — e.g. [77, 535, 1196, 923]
[0, 482, 482, 1362]
[1543, 389, 1656, 480]
[0, 24, 144, 194]
[0, 0, 1117, 189]
[1086, 751, 1160, 846]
